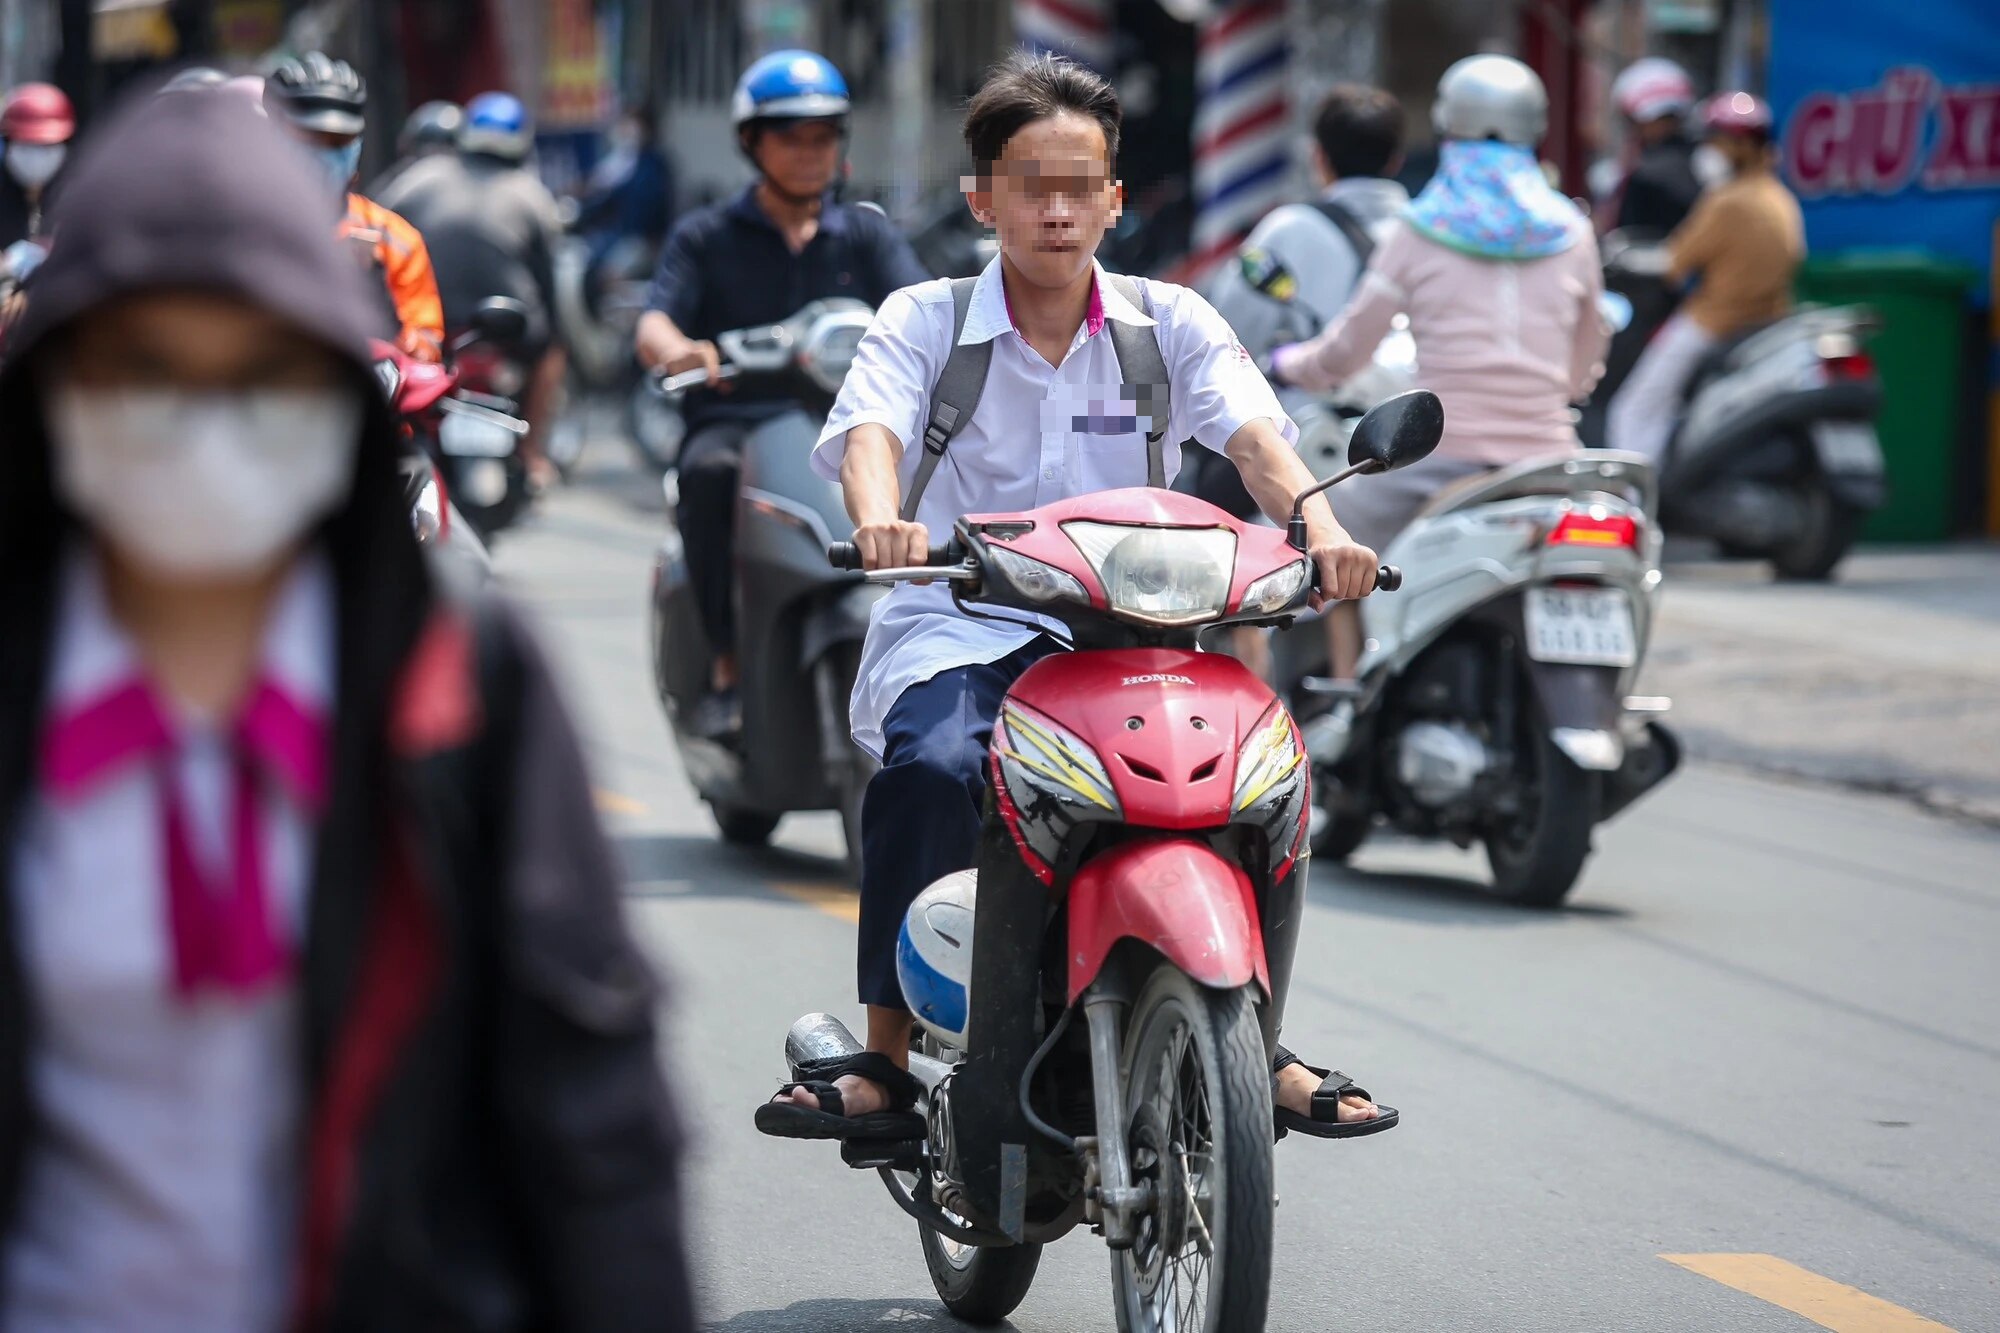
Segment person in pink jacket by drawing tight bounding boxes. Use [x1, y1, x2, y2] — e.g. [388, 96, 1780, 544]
[1271, 54, 1609, 676]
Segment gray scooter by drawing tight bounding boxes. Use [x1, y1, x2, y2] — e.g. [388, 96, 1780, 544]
[648, 299, 881, 872]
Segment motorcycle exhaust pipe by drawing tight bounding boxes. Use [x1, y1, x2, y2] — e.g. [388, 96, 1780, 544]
[783, 1012, 953, 1091]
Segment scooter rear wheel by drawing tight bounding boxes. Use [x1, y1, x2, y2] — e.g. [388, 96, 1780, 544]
[1112, 969, 1273, 1333]
[1484, 729, 1597, 907]
[711, 803, 779, 846]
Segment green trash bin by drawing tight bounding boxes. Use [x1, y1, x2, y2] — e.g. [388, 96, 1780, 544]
[1795, 250, 1979, 543]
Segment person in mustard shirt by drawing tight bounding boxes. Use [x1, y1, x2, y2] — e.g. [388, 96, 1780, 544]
[1607, 92, 1805, 464]
[262, 53, 446, 363]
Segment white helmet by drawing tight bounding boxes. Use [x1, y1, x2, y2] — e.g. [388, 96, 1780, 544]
[1612, 58, 1694, 124]
[897, 870, 977, 1050]
[1432, 54, 1548, 147]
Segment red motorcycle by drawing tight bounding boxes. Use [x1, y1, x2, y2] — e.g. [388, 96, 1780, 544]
[373, 297, 534, 543]
[797, 392, 1442, 1330]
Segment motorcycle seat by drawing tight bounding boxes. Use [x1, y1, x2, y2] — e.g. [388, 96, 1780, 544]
[1682, 321, 1775, 399]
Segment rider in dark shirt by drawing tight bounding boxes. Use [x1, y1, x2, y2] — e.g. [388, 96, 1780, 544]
[1608, 59, 1703, 235]
[634, 50, 929, 740]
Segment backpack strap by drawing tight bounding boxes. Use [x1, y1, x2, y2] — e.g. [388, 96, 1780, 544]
[1307, 198, 1377, 270]
[901, 276, 991, 522]
[1102, 273, 1168, 489]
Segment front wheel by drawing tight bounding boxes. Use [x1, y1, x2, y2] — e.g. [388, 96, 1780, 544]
[1112, 968, 1273, 1333]
[1768, 482, 1866, 582]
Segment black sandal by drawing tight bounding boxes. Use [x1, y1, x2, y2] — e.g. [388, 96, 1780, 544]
[1272, 1054, 1400, 1141]
[753, 1051, 926, 1142]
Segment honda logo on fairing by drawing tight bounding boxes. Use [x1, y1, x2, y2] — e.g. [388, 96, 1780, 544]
[1122, 674, 1195, 687]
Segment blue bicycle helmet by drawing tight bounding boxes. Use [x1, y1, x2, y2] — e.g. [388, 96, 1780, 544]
[730, 50, 850, 129]
[461, 91, 532, 161]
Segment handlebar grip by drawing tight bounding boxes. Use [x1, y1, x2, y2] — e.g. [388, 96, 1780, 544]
[1376, 564, 1402, 593]
[827, 541, 957, 570]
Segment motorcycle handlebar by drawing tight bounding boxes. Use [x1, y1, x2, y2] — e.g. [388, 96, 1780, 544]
[827, 541, 959, 571]
[828, 540, 1401, 595]
[1311, 563, 1402, 594]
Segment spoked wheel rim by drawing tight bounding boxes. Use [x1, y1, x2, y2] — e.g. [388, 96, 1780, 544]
[1123, 1002, 1219, 1332]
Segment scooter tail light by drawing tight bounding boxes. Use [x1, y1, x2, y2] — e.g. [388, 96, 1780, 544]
[1823, 348, 1876, 381]
[1547, 513, 1638, 549]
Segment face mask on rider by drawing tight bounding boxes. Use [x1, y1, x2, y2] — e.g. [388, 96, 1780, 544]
[44, 382, 363, 578]
[314, 139, 363, 196]
[5, 142, 68, 190]
[1691, 143, 1733, 189]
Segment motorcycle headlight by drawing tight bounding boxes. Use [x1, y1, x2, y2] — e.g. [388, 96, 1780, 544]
[1239, 559, 1309, 615]
[374, 358, 403, 402]
[992, 700, 1121, 872]
[1062, 522, 1237, 627]
[988, 545, 1089, 606]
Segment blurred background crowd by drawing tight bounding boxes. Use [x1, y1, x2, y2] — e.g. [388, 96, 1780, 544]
[4, 0, 1996, 544]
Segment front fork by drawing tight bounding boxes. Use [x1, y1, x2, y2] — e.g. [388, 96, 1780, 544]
[1078, 992, 1149, 1250]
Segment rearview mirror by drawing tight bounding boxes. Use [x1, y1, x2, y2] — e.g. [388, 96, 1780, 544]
[1348, 390, 1444, 472]
[1238, 247, 1298, 303]
[470, 296, 531, 346]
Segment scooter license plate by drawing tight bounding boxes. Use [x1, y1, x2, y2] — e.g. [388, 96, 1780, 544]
[1811, 421, 1882, 474]
[1524, 587, 1637, 667]
[439, 413, 519, 458]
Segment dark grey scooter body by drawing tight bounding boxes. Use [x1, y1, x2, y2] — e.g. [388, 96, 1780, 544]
[649, 300, 882, 863]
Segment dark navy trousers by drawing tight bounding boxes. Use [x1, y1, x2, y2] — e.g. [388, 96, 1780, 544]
[856, 638, 1058, 1009]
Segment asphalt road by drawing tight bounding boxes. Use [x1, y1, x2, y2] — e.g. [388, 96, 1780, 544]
[493, 448, 2000, 1333]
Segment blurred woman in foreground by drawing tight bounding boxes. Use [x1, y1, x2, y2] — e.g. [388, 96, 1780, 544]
[0, 90, 694, 1330]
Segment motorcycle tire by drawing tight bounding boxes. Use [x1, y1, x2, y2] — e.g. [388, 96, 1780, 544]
[1484, 728, 1597, 908]
[1767, 482, 1865, 583]
[920, 1225, 1042, 1325]
[1112, 968, 1273, 1333]
[711, 803, 780, 847]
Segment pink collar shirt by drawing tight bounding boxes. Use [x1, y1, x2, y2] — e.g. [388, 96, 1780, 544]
[4, 545, 335, 1332]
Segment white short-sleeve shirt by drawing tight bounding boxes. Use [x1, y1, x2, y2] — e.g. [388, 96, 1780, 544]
[4, 547, 332, 1332]
[811, 258, 1296, 758]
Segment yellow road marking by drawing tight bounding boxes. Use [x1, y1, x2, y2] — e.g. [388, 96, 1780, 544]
[772, 880, 860, 923]
[593, 789, 648, 817]
[1661, 1254, 1957, 1332]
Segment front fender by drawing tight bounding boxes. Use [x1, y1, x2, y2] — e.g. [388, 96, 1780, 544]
[1066, 839, 1268, 1003]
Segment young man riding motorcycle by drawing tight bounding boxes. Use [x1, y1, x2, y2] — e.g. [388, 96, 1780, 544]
[263, 53, 446, 365]
[760, 51, 1395, 1144]
[632, 51, 930, 742]
[376, 92, 571, 489]
[1270, 55, 1610, 678]
[1605, 93, 1804, 466]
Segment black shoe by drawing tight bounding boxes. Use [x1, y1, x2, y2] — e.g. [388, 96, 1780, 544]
[687, 688, 742, 742]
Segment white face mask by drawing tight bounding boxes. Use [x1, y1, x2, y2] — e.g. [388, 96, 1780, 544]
[5, 142, 66, 190]
[1692, 143, 1733, 189]
[46, 384, 363, 579]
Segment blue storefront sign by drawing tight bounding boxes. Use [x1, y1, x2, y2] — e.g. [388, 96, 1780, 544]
[1768, 0, 2000, 288]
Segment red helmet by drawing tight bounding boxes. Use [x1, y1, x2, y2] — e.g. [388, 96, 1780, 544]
[1, 83, 76, 146]
[1702, 91, 1773, 138]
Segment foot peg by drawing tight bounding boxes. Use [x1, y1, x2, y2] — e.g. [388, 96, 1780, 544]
[841, 1137, 924, 1171]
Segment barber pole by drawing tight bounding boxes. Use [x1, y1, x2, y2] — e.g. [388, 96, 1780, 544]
[1185, 0, 1290, 283]
[1015, 0, 1114, 72]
